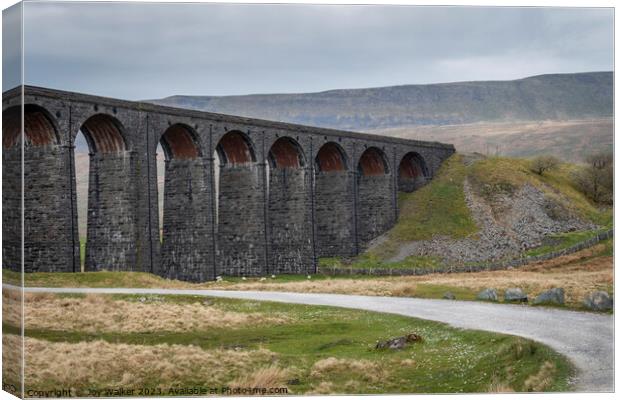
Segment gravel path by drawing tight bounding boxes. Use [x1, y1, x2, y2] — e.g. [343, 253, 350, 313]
[8, 285, 613, 392]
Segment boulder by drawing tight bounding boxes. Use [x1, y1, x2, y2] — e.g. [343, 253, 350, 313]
[375, 333, 423, 350]
[405, 333, 423, 343]
[583, 291, 613, 311]
[476, 288, 498, 302]
[532, 288, 565, 305]
[442, 291, 456, 300]
[504, 288, 528, 303]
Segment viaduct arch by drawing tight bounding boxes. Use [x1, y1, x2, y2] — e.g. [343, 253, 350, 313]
[267, 137, 313, 275]
[78, 113, 136, 272]
[356, 147, 393, 244]
[2, 86, 455, 281]
[398, 151, 429, 192]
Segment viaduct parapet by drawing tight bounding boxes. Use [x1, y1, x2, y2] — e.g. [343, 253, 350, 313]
[2, 86, 455, 281]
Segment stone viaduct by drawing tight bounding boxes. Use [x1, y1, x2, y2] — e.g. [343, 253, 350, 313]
[2, 86, 455, 281]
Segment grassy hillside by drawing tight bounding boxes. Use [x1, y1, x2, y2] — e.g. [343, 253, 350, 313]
[367, 154, 477, 259]
[367, 154, 611, 261]
[149, 72, 612, 130]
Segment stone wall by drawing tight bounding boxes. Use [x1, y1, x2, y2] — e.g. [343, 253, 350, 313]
[159, 157, 213, 282]
[85, 152, 137, 271]
[314, 171, 356, 257]
[217, 164, 267, 276]
[23, 145, 76, 272]
[268, 167, 314, 274]
[2, 147, 22, 272]
[356, 174, 395, 246]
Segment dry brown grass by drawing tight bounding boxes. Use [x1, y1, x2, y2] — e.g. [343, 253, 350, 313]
[487, 377, 515, 393]
[523, 361, 557, 392]
[307, 357, 386, 394]
[10, 292, 288, 333]
[6, 334, 278, 396]
[409, 245, 612, 304]
[307, 381, 335, 395]
[213, 245, 612, 306]
[2, 288, 23, 327]
[310, 357, 382, 382]
[2, 334, 23, 388]
[228, 366, 292, 390]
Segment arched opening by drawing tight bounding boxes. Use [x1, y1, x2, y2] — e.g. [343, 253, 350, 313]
[160, 124, 200, 160]
[268, 137, 305, 169]
[158, 124, 201, 236]
[267, 137, 312, 274]
[80, 114, 126, 153]
[157, 124, 201, 232]
[214, 131, 265, 276]
[313, 142, 356, 258]
[358, 147, 389, 176]
[216, 130, 255, 165]
[213, 130, 257, 225]
[3, 105, 74, 273]
[156, 124, 212, 282]
[356, 147, 394, 246]
[398, 152, 428, 192]
[315, 142, 347, 172]
[76, 113, 135, 272]
[3, 104, 58, 148]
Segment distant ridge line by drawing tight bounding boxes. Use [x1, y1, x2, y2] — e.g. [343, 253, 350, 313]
[148, 71, 613, 131]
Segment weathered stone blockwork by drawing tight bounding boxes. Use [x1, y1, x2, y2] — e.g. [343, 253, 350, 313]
[2, 86, 454, 280]
[268, 167, 314, 274]
[2, 147, 22, 271]
[159, 158, 213, 282]
[85, 152, 137, 272]
[217, 165, 267, 276]
[314, 171, 356, 257]
[357, 175, 395, 246]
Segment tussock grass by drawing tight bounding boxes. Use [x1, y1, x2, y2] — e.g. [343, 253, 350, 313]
[6, 334, 277, 397]
[1, 288, 23, 327]
[310, 357, 381, 382]
[2, 334, 22, 391]
[487, 377, 514, 393]
[6, 295, 573, 394]
[5, 291, 288, 333]
[307, 357, 385, 393]
[524, 361, 557, 392]
[229, 366, 292, 391]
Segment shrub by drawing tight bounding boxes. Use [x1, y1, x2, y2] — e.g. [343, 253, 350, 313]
[530, 155, 559, 175]
[572, 152, 613, 204]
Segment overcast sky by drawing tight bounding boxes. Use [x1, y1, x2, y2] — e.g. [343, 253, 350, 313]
[3, 2, 614, 100]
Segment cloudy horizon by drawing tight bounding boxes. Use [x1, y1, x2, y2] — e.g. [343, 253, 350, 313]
[3, 2, 614, 100]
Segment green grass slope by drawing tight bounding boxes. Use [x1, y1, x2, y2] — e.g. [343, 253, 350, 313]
[367, 154, 611, 261]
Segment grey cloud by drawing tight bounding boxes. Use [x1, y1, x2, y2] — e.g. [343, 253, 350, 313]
[17, 2, 613, 99]
[3, 3, 22, 91]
